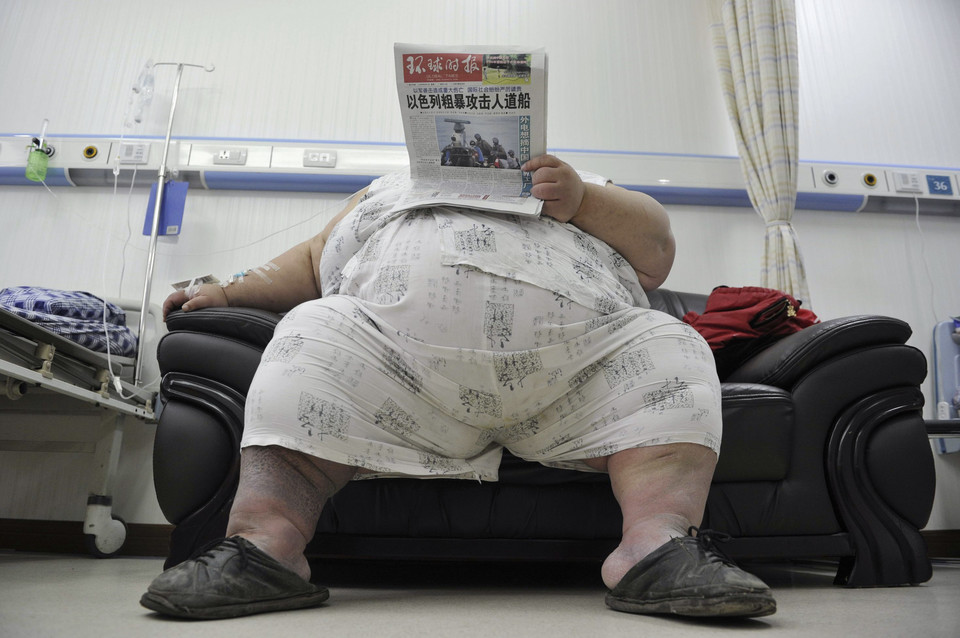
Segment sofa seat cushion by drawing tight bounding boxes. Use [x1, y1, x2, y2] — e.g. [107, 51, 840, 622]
[497, 451, 610, 485]
[316, 478, 623, 540]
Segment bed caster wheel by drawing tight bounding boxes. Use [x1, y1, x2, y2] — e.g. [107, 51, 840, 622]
[84, 514, 127, 558]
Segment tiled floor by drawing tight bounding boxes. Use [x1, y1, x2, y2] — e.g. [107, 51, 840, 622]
[1, 552, 957, 638]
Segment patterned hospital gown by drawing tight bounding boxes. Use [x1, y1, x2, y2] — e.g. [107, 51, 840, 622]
[241, 170, 722, 481]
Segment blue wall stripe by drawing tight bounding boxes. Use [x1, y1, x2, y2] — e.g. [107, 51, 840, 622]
[0, 167, 72, 187]
[202, 172, 380, 193]
[0, 166, 898, 213]
[3, 132, 957, 172]
[624, 185, 865, 211]
[623, 185, 754, 208]
[795, 191, 865, 212]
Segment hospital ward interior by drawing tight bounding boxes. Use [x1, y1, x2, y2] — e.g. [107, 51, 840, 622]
[0, 0, 958, 636]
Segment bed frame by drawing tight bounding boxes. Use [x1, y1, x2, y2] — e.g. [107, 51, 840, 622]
[0, 302, 159, 556]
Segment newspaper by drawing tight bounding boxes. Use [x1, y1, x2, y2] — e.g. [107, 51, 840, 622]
[392, 43, 547, 216]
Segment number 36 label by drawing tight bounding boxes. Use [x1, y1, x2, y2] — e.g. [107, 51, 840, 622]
[926, 175, 954, 196]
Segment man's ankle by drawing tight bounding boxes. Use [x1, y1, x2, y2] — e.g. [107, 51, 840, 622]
[231, 532, 311, 581]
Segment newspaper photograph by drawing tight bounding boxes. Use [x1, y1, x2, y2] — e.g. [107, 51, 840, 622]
[392, 43, 547, 216]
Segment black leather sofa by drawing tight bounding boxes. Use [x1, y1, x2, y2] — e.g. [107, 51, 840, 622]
[151, 288, 937, 587]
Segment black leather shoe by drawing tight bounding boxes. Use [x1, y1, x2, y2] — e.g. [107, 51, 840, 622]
[140, 536, 329, 620]
[605, 528, 776, 618]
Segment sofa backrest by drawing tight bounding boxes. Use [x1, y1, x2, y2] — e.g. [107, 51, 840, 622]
[646, 288, 709, 319]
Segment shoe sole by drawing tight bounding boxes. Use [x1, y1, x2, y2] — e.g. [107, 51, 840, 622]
[606, 591, 777, 618]
[140, 588, 330, 620]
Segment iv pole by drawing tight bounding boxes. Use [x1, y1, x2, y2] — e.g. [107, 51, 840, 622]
[133, 61, 214, 387]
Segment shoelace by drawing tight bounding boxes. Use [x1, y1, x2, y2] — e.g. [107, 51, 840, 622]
[191, 536, 250, 570]
[688, 526, 735, 565]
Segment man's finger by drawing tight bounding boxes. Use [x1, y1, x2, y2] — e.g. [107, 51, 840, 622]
[530, 166, 561, 186]
[522, 154, 561, 172]
[531, 182, 561, 201]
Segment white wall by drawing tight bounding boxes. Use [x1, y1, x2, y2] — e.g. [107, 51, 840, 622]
[0, 0, 957, 529]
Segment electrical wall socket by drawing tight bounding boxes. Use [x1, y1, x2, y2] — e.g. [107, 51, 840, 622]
[303, 149, 337, 167]
[213, 148, 248, 165]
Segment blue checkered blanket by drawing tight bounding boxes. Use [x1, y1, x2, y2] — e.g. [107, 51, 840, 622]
[0, 286, 137, 357]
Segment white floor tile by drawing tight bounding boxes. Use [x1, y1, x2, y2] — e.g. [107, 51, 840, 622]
[0, 553, 957, 638]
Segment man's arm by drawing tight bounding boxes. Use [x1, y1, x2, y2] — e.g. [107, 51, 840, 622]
[523, 154, 675, 291]
[162, 187, 368, 320]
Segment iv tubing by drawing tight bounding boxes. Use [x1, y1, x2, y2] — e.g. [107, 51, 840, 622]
[38, 118, 49, 150]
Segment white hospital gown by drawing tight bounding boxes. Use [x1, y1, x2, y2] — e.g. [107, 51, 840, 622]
[241, 170, 722, 480]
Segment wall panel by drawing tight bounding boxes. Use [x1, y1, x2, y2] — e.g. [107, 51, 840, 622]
[1, 0, 957, 528]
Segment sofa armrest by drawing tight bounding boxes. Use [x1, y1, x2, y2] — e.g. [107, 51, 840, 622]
[724, 315, 913, 388]
[164, 307, 282, 349]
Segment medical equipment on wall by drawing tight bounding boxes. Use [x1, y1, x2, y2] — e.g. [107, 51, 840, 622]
[25, 118, 55, 183]
[132, 61, 215, 386]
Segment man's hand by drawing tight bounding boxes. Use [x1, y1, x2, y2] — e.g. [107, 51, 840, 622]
[523, 154, 585, 223]
[162, 284, 228, 321]
[524, 155, 676, 291]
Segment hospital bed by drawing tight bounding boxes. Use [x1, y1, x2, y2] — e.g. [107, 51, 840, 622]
[929, 318, 960, 453]
[0, 299, 161, 556]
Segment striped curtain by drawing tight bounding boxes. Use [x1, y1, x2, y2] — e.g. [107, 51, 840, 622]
[711, 0, 810, 306]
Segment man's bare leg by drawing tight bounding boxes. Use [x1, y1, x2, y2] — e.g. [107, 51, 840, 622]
[587, 442, 775, 617]
[226, 445, 358, 581]
[584, 443, 717, 589]
[140, 444, 356, 619]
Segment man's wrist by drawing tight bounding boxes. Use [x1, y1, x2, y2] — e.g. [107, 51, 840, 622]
[568, 182, 598, 226]
[215, 283, 232, 307]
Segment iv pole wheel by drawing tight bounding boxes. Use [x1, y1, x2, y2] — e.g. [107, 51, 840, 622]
[84, 513, 127, 558]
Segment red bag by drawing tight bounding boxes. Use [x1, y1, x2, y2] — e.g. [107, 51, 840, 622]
[682, 286, 819, 378]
